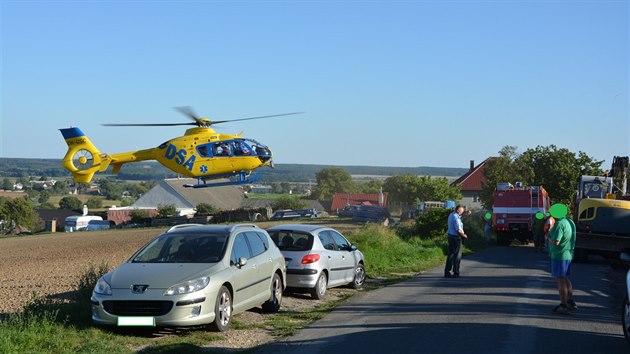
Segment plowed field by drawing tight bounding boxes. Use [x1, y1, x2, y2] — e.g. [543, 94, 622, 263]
[0, 228, 160, 314]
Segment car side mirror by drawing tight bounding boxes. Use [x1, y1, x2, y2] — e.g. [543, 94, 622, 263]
[238, 257, 248, 268]
[350, 244, 357, 251]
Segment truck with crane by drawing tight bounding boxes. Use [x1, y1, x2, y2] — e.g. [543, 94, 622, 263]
[574, 156, 630, 262]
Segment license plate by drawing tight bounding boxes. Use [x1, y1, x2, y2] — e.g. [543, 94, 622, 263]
[117, 316, 155, 326]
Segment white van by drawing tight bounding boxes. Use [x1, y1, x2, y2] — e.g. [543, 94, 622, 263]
[65, 215, 103, 232]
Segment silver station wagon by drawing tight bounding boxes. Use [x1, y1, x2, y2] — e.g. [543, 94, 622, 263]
[267, 224, 365, 299]
[91, 224, 286, 331]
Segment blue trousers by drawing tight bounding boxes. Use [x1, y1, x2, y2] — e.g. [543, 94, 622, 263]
[445, 236, 462, 275]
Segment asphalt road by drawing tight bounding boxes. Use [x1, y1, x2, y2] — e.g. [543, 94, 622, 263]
[257, 245, 628, 354]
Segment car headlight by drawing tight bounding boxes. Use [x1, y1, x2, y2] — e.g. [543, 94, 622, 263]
[94, 277, 112, 295]
[164, 276, 210, 296]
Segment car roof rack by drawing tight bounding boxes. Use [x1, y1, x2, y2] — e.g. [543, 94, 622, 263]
[166, 223, 204, 233]
[228, 223, 260, 232]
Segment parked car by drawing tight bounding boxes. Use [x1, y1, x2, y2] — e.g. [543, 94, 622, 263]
[266, 224, 365, 299]
[337, 205, 359, 218]
[91, 224, 286, 331]
[270, 209, 319, 220]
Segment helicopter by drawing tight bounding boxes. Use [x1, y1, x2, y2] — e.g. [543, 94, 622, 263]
[59, 107, 302, 188]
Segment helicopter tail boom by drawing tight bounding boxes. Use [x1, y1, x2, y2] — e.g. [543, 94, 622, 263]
[59, 127, 112, 183]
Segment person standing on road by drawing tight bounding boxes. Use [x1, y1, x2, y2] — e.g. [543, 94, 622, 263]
[532, 213, 545, 252]
[547, 203, 577, 314]
[445, 205, 467, 278]
[483, 213, 492, 242]
[543, 214, 555, 252]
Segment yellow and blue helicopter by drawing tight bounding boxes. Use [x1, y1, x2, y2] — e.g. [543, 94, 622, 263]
[60, 107, 301, 188]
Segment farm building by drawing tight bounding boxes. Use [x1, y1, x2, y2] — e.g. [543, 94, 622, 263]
[107, 178, 244, 224]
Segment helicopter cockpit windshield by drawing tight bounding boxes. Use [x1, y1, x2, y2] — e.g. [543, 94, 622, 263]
[196, 139, 271, 162]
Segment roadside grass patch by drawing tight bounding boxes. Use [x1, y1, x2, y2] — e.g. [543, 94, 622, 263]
[348, 224, 446, 278]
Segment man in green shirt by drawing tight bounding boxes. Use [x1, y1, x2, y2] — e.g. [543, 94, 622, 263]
[547, 203, 577, 314]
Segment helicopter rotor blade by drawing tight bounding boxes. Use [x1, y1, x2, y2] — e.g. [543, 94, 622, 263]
[174, 106, 199, 120]
[102, 110, 304, 128]
[102, 122, 196, 127]
[210, 112, 304, 125]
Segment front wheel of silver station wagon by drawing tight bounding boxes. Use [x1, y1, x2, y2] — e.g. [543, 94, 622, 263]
[262, 273, 283, 313]
[211, 286, 232, 332]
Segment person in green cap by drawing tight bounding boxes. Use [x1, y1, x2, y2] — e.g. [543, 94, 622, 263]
[547, 203, 577, 314]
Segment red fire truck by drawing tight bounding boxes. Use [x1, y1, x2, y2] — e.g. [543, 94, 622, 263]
[492, 182, 550, 246]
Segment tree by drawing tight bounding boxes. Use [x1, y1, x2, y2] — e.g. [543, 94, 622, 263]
[310, 167, 356, 200]
[271, 195, 307, 211]
[479, 146, 524, 209]
[51, 179, 69, 195]
[86, 197, 103, 209]
[98, 180, 126, 200]
[38, 190, 51, 204]
[383, 174, 461, 205]
[0, 196, 43, 231]
[2, 178, 13, 191]
[59, 196, 83, 211]
[516, 145, 602, 207]
[356, 180, 383, 194]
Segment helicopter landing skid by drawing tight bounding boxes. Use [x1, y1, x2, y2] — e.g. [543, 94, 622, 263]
[184, 172, 259, 188]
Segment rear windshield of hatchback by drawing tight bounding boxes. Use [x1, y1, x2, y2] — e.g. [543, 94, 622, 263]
[269, 231, 313, 251]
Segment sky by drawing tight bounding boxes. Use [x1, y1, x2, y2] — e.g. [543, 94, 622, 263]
[1, 0, 628, 170]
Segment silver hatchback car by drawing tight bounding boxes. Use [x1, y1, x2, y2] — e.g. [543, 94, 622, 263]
[91, 224, 286, 331]
[267, 224, 365, 299]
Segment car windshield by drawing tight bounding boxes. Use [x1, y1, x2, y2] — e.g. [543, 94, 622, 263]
[269, 231, 313, 251]
[131, 232, 228, 263]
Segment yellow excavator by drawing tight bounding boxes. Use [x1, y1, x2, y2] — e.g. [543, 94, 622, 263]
[574, 156, 630, 262]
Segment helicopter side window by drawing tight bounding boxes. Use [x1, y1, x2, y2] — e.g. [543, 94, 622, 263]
[234, 140, 252, 156]
[213, 142, 232, 157]
[197, 145, 211, 157]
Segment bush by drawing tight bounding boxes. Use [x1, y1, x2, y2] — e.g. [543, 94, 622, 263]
[157, 204, 177, 218]
[415, 208, 451, 239]
[86, 197, 103, 210]
[347, 224, 444, 278]
[196, 202, 218, 214]
[271, 195, 307, 211]
[75, 263, 109, 301]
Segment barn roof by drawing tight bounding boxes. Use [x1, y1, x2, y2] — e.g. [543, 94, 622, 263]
[132, 178, 244, 210]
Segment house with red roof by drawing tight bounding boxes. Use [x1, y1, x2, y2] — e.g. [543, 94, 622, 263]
[450, 158, 494, 211]
[330, 192, 388, 213]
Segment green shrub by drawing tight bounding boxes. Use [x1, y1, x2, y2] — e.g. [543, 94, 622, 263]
[347, 224, 445, 278]
[415, 208, 451, 239]
[271, 195, 307, 211]
[195, 202, 218, 214]
[157, 203, 177, 218]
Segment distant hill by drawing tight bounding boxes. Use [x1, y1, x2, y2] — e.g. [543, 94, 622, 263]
[0, 158, 467, 182]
